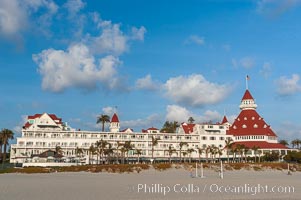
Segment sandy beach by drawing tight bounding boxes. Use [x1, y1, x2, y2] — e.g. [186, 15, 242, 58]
[0, 168, 300, 200]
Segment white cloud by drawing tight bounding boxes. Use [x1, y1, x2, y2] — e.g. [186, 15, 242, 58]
[0, 0, 27, 36]
[64, 0, 85, 17]
[0, 0, 58, 44]
[87, 13, 146, 55]
[275, 74, 301, 96]
[33, 43, 123, 92]
[166, 105, 223, 123]
[131, 26, 147, 41]
[135, 74, 161, 91]
[185, 35, 205, 45]
[232, 57, 255, 69]
[260, 62, 272, 78]
[276, 121, 301, 143]
[121, 114, 163, 131]
[256, 0, 300, 17]
[164, 74, 232, 107]
[102, 106, 115, 116]
[13, 115, 28, 134]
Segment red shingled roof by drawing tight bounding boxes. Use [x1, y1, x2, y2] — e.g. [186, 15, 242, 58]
[232, 141, 288, 149]
[221, 116, 228, 124]
[181, 123, 195, 134]
[111, 113, 119, 123]
[228, 109, 277, 137]
[242, 90, 254, 100]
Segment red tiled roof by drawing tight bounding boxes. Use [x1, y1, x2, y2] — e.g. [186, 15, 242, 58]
[228, 109, 277, 137]
[232, 141, 288, 149]
[181, 123, 195, 134]
[221, 116, 228, 124]
[242, 90, 254, 100]
[111, 113, 119, 123]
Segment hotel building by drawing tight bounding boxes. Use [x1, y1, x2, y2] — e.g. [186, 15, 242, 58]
[10, 89, 290, 166]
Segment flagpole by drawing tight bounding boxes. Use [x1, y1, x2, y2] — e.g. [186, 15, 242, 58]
[246, 76, 248, 90]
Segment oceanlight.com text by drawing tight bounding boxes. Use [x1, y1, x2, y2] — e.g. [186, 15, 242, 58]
[131, 183, 295, 196]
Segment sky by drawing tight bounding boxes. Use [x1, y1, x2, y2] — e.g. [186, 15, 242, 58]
[1, 0, 301, 142]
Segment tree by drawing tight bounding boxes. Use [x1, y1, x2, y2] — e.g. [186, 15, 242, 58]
[160, 121, 179, 133]
[96, 114, 110, 132]
[96, 139, 108, 164]
[235, 144, 245, 163]
[135, 149, 142, 163]
[104, 143, 114, 164]
[197, 147, 204, 163]
[88, 145, 96, 164]
[291, 139, 301, 149]
[116, 141, 123, 164]
[179, 142, 188, 163]
[165, 146, 176, 163]
[243, 147, 250, 162]
[279, 139, 289, 147]
[151, 136, 160, 160]
[187, 148, 195, 163]
[0, 136, 3, 160]
[75, 146, 84, 158]
[224, 138, 233, 163]
[120, 147, 127, 164]
[0, 129, 14, 164]
[55, 145, 63, 155]
[205, 146, 211, 163]
[252, 146, 260, 163]
[188, 117, 195, 124]
[124, 141, 133, 164]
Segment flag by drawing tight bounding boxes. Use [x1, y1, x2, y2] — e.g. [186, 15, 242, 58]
[246, 75, 250, 80]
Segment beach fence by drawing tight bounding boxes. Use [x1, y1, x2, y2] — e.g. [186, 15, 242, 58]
[192, 162, 224, 179]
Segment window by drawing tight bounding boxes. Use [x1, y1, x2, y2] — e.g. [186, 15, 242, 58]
[202, 136, 207, 140]
[219, 137, 224, 140]
[210, 137, 215, 140]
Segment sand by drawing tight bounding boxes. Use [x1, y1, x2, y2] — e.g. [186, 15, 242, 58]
[0, 168, 300, 200]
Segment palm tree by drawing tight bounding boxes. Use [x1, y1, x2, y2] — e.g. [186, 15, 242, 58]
[88, 145, 96, 164]
[0, 135, 3, 160]
[243, 147, 249, 162]
[135, 149, 142, 163]
[165, 146, 176, 163]
[124, 141, 133, 164]
[55, 145, 63, 155]
[217, 148, 223, 162]
[104, 143, 114, 164]
[187, 148, 195, 163]
[235, 144, 244, 163]
[0, 129, 14, 164]
[179, 142, 188, 163]
[252, 146, 260, 162]
[182, 152, 188, 163]
[96, 114, 110, 132]
[188, 117, 195, 124]
[116, 141, 123, 164]
[160, 121, 180, 133]
[96, 139, 108, 164]
[75, 146, 84, 157]
[291, 139, 301, 149]
[209, 146, 216, 162]
[197, 147, 204, 162]
[151, 136, 160, 161]
[120, 147, 127, 164]
[205, 146, 211, 163]
[279, 139, 289, 147]
[224, 138, 233, 163]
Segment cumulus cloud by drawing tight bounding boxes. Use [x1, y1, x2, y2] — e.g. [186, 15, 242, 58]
[102, 106, 116, 116]
[275, 74, 301, 96]
[135, 74, 161, 91]
[185, 35, 205, 45]
[33, 43, 123, 92]
[0, 0, 58, 40]
[256, 0, 300, 17]
[232, 57, 255, 69]
[87, 13, 146, 55]
[131, 26, 147, 41]
[166, 105, 223, 123]
[64, 0, 85, 17]
[164, 74, 231, 107]
[121, 114, 163, 131]
[260, 62, 272, 78]
[276, 121, 301, 143]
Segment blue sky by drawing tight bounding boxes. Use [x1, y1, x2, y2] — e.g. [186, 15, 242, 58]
[1, 0, 301, 142]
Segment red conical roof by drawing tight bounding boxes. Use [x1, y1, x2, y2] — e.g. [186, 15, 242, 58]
[242, 90, 254, 100]
[221, 116, 228, 124]
[111, 113, 119, 123]
[228, 109, 276, 137]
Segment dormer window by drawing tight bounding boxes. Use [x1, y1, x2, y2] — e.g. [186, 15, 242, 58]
[244, 117, 247, 120]
[233, 125, 237, 129]
[242, 124, 247, 128]
[254, 124, 258, 128]
[264, 124, 267, 128]
[252, 117, 255, 120]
